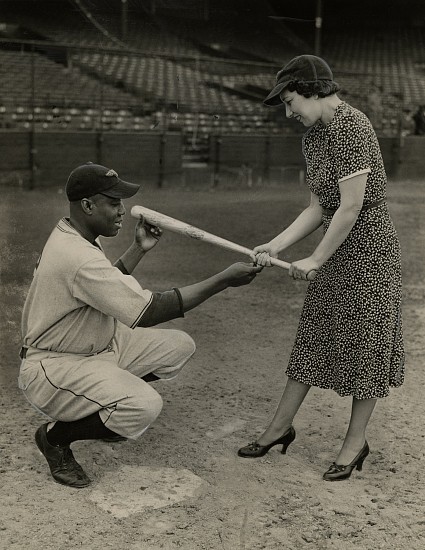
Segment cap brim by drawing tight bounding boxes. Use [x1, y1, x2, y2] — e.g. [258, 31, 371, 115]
[102, 179, 140, 199]
[263, 80, 290, 107]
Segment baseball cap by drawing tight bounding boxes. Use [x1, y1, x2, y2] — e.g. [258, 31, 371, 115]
[66, 162, 140, 201]
[264, 54, 334, 107]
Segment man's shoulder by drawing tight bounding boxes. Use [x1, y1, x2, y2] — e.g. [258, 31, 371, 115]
[41, 219, 105, 271]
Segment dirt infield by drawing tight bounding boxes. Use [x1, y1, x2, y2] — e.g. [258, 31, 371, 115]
[1, 180, 424, 550]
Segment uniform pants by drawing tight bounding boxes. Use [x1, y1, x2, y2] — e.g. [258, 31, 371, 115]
[18, 323, 196, 439]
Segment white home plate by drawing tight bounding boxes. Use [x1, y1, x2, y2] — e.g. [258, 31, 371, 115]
[89, 465, 205, 518]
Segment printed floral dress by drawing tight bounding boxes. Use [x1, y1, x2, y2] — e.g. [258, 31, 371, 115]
[286, 102, 404, 399]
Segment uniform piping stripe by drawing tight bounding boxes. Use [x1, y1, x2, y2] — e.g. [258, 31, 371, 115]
[40, 360, 110, 410]
[131, 293, 154, 328]
[102, 404, 118, 426]
[57, 225, 75, 235]
[57, 219, 78, 235]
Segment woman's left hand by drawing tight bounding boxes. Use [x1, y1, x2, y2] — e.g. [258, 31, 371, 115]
[289, 257, 320, 281]
[134, 215, 163, 252]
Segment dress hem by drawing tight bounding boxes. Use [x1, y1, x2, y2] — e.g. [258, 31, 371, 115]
[286, 374, 404, 399]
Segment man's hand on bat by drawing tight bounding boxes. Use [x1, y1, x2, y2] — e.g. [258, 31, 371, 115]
[222, 262, 264, 287]
[134, 215, 163, 252]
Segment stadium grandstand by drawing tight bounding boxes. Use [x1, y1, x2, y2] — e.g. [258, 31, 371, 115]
[0, 0, 424, 186]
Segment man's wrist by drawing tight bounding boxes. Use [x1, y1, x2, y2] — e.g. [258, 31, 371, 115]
[132, 240, 146, 252]
[215, 270, 232, 292]
[130, 241, 147, 258]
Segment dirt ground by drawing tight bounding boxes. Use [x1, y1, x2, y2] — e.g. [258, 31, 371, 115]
[1, 178, 424, 550]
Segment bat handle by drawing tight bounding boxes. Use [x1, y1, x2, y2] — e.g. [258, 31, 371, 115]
[268, 257, 317, 281]
[268, 257, 291, 270]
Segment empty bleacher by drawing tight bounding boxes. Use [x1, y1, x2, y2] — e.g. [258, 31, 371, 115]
[0, 0, 424, 149]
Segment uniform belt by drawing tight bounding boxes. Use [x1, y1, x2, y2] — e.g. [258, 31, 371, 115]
[322, 198, 386, 216]
[19, 344, 113, 359]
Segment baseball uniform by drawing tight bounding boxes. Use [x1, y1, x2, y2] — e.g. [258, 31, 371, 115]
[19, 218, 196, 439]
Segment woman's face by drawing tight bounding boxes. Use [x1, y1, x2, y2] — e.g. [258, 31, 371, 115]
[280, 89, 322, 127]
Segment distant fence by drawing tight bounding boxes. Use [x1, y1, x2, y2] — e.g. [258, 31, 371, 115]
[0, 131, 182, 188]
[0, 131, 423, 188]
[209, 134, 417, 182]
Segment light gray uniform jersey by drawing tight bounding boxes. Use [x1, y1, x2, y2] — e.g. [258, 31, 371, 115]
[19, 218, 195, 438]
[22, 218, 154, 354]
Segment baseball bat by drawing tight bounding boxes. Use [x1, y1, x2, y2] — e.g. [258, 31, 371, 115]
[131, 205, 316, 279]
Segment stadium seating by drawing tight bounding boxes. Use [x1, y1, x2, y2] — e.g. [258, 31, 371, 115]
[0, 0, 424, 147]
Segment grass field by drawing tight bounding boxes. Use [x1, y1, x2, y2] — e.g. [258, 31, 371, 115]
[0, 178, 424, 549]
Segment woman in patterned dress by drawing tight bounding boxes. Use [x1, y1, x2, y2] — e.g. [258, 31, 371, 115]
[238, 55, 404, 481]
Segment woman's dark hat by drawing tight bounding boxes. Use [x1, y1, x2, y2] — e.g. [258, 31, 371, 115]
[264, 55, 334, 107]
[66, 162, 140, 201]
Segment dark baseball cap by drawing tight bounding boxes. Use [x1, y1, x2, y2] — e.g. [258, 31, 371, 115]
[264, 55, 334, 107]
[66, 162, 140, 201]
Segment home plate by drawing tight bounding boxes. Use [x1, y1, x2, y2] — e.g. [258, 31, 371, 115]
[89, 465, 206, 518]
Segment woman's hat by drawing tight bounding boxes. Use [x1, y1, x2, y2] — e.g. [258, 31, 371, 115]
[264, 54, 334, 106]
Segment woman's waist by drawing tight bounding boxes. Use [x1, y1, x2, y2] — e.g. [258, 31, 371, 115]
[321, 198, 387, 216]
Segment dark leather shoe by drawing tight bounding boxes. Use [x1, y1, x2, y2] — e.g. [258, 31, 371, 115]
[35, 424, 91, 488]
[323, 441, 370, 481]
[238, 426, 296, 458]
[101, 435, 127, 442]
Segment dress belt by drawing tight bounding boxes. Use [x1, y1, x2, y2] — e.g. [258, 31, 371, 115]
[322, 198, 386, 216]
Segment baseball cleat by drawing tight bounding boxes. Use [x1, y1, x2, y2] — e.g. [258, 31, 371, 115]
[35, 423, 91, 488]
[101, 435, 127, 442]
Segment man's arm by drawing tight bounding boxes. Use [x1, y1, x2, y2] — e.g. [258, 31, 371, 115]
[138, 263, 262, 327]
[115, 242, 146, 275]
[177, 263, 260, 312]
[115, 218, 162, 275]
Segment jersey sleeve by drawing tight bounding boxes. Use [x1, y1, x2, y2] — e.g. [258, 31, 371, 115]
[137, 289, 184, 327]
[72, 257, 153, 328]
[329, 114, 372, 183]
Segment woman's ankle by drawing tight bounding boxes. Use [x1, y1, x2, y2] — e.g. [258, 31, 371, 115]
[257, 423, 292, 445]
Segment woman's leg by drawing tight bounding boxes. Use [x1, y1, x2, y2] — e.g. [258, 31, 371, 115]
[257, 378, 311, 445]
[335, 397, 377, 465]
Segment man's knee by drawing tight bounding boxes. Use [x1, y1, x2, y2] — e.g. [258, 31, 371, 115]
[153, 330, 196, 380]
[135, 391, 163, 427]
[107, 388, 163, 439]
[175, 330, 196, 360]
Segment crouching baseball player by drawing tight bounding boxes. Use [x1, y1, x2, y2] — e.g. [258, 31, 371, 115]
[19, 162, 262, 488]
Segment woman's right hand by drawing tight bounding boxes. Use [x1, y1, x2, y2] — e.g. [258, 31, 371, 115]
[250, 243, 278, 266]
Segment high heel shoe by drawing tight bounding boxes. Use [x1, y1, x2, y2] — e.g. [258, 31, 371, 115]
[237, 426, 296, 458]
[323, 441, 370, 481]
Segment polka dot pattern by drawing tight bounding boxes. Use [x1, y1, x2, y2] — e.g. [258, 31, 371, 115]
[286, 103, 404, 399]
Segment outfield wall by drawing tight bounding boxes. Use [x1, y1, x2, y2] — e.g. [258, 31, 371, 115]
[211, 135, 404, 179]
[0, 132, 423, 187]
[397, 136, 425, 179]
[0, 131, 182, 186]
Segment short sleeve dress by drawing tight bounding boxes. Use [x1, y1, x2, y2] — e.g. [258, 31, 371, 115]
[286, 102, 404, 399]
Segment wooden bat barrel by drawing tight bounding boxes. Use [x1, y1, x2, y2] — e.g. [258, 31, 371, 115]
[130, 205, 316, 279]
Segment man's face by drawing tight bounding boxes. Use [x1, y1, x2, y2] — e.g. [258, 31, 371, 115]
[89, 194, 126, 237]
